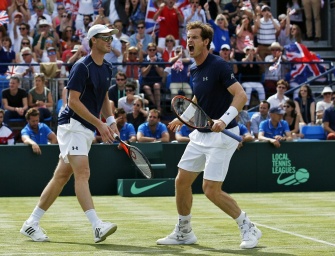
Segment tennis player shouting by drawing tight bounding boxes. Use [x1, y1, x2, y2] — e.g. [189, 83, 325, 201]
[20, 25, 120, 243]
[157, 21, 262, 249]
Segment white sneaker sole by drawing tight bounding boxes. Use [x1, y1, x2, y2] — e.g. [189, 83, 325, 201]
[156, 234, 197, 245]
[240, 227, 262, 249]
[94, 224, 117, 243]
[20, 227, 50, 242]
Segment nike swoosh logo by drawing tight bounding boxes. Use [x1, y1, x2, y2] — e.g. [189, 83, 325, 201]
[277, 173, 296, 185]
[130, 181, 166, 195]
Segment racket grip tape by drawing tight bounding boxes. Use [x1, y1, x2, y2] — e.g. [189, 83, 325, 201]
[222, 129, 243, 142]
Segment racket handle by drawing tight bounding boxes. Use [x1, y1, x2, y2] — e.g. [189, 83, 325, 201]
[222, 129, 243, 142]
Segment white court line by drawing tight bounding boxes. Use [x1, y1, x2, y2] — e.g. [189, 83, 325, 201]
[255, 222, 335, 247]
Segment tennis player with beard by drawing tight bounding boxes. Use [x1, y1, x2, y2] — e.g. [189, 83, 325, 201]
[20, 25, 120, 243]
[157, 21, 262, 249]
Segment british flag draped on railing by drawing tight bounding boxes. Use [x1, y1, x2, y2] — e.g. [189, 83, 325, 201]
[145, 0, 188, 34]
[0, 11, 9, 26]
[284, 42, 326, 84]
[5, 65, 17, 79]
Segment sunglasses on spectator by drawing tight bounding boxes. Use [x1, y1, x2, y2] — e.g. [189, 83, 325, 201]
[19, 27, 26, 30]
[137, 26, 145, 29]
[125, 89, 134, 92]
[39, 25, 48, 28]
[62, 15, 68, 18]
[166, 39, 174, 42]
[58, 7, 64, 10]
[84, 18, 90, 21]
[22, 53, 31, 56]
[22, 42, 30, 45]
[149, 116, 158, 119]
[116, 78, 125, 81]
[46, 40, 53, 44]
[133, 103, 141, 106]
[129, 52, 137, 55]
[95, 35, 113, 42]
[36, 5, 44, 9]
[221, 48, 229, 51]
[217, 18, 224, 21]
[66, 29, 72, 32]
[148, 48, 156, 51]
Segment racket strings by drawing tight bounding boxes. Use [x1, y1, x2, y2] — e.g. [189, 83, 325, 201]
[129, 148, 152, 178]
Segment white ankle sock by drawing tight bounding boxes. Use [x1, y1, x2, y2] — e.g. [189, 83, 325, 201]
[235, 211, 251, 227]
[85, 209, 100, 227]
[178, 214, 191, 232]
[27, 206, 45, 224]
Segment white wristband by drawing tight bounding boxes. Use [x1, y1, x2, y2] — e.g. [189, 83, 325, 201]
[220, 106, 238, 126]
[106, 116, 116, 126]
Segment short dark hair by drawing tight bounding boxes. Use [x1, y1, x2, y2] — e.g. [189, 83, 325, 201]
[114, 107, 126, 118]
[186, 21, 213, 51]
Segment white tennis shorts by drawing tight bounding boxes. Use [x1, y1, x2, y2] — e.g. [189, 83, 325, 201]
[57, 118, 94, 163]
[178, 127, 239, 182]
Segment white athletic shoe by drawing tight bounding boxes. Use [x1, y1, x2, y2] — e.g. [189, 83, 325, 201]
[20, 221, 50, 242]
[94, 221, 117, 243]
[239, 222, 262, 249]
[156, 224, 197, 245]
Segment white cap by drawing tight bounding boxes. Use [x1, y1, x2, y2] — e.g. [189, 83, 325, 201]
[321, 86, 333, 95]
[243, 45, 255, 53]
[87, 24, 118, 40]
[220, 44, 230, 50]
[71, 45, 81, 52]
[38, 19, 51, 27]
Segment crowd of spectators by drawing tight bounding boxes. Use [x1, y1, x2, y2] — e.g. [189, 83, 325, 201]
[0, 0, 334, 145]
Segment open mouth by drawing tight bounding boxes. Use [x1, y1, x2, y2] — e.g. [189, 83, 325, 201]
[188, 45, 194, 54]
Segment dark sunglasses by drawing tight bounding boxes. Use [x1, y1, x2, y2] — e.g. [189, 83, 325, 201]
[125, 89, 134, 92]
[36, 5, 44, 10]
[129, 52, 138, 55]
[148, 48, 156, 51]
[22, 53, 31, 56]
[166, 39, 174, 42]
[22, 42, 30, 45]
[217, 18, 224, 21]
[19, 27, 27, 30]
[116, 78, 125, 81]
[58, 7, 64, 10]
[137, 26, 145, 29]
[95, 35, 113, 42]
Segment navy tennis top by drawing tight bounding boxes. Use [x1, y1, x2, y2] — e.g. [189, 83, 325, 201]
[58, 55, 113, 131]
[190, 54, 238, 130]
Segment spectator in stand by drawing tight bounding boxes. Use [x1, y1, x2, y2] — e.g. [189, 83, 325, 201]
[157, 35, 176, 63]
[59, 25, 74, 55]
[294, 84, 316, 125]
[258, 106, 292, 148]
[21, 108, 57, 155]
[285, 13, 303, 44]
[28, 73, 53, 122]
[33, 19, 60, 62]
[67, 45, 88, 73]
[13, 22, 33, 56]
[125, 0, 146, 34]
[168, 45, 193, 99]
[122, 42, 143, 81]
[9, 12, 24, 52]
[219, 44, 238, 76]
[57, 11, 75, 40]
[104, 35, 121, 77]
[250, 100, 270, 139]
[7, 0, 30, 24]
[129, 20, 154, 56]
[29, 3, 52, 37]
[118, 82, 148, 113]
[263, 43, 289, 98]
[316, 86, 333, 125]
[302, 0, 321, 42]
[223, 0, 240, 18]
[235, 14, 255, 61]
[153, 0, 184, 48]
[61, 35, 81, 63]
[283, 99, 302, 139]
[267, 79, 290, 109]
[75, 0, 94, 31]
[126, 98, 148, 132]
[16, 38, 35, 63]
[140, 43, 165, 111]
[253, 5, 280, 60]
[204, 2, 230, 55]
[137, 109, 170, 142]
[113, 20, 130, 42]
[39, 37, 60, 62]
[0, 109, 15, 145]
[108, 71, 128, 111]
[92, 7, 111, 26]
[0, 36, 16, 76]
[240, 45, 265, 109]
[286, 0, 304, 35]
[52, 4, 65, 30]
[236, 115, 254, 150]
[175, 124, 192, 143]
[114, 107, 136, 143]
[276, 13, 289, 48]
[322, 95, 335, 140]
[1, 75, 28, 124]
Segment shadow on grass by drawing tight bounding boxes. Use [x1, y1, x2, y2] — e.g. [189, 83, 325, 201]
[51, 241, 295, 256]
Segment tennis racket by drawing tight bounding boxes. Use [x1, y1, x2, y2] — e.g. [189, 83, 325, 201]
[171, 95, 242, 142]
[113, 134, 153, 179]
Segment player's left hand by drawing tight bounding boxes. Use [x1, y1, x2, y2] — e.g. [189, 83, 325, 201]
[211, 119, 226, 133]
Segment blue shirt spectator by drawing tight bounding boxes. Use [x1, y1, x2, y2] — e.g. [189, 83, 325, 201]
[138, 122, 168, 140]
[21, 122, 53, 144]
[119, 122, 136, 142]
[259, 119, 290, 139]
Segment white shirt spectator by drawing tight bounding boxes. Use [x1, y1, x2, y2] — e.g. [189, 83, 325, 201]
[267, 93, 289, 109]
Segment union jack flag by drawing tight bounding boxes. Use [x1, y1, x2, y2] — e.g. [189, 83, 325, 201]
[145, 0, 189, 34]
[0, 11, 9, 26]
[242, 0, 252, 10]
[284, 42, 326, 84]
[5, 65, 17, 79]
